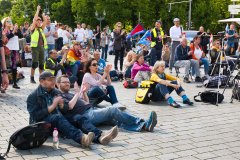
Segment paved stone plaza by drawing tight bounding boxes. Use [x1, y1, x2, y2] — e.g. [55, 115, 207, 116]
[0, 55, 240, 160]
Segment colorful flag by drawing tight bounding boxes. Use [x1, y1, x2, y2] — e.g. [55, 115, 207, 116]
[225, 24, 229, 32]
[210, 34, 213, 49]
[140, 30, 151, 41]
[127, 23, 145, 39]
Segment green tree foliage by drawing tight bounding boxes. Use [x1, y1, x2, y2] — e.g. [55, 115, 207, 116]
[2, 0, 237, 33]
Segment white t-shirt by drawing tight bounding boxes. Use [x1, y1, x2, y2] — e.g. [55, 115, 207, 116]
[169, 26, 182, 41]
[74, 28, 84, 42]
[44, 25, 56, 45]
[194, 47, 202, 60]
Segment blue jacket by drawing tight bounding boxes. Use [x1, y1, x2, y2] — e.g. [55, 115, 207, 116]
[175, 44, 191, 61]
[27, 85, 68, 124]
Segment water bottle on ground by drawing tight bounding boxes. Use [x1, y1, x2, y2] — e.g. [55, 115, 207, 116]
[53, 128, 59, 149]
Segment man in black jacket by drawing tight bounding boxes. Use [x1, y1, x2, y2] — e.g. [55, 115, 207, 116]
[174, 38, 202, 83]
[27, 71, 95, 147]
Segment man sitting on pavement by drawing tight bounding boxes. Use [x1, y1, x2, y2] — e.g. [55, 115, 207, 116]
[174, 38, 202, 83]
[27, 71, 95, 148]
[57, 75, 158, 132]
[57, 78, 119, 145]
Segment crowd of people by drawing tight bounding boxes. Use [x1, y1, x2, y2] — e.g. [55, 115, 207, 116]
[0, 5, 239, 148]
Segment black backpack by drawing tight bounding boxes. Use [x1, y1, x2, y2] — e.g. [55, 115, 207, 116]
[194, 90, 224, 105]
[0, 122, 51, 160]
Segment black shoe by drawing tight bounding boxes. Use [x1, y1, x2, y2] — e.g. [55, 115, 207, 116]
[13, 84, 20, 89]
[195, 76, 203, 82]
[183, 99, 194, 106]
[183, 77, 191, 83]
[30, 79, 36, 84]
[169, 101, 181, 108]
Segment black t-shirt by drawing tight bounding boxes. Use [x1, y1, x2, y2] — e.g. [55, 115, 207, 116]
[61, 92, 91, 118]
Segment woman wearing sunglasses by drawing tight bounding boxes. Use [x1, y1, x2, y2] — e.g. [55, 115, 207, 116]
[2, 17, 23, 89]
[81, 58, 125, 110]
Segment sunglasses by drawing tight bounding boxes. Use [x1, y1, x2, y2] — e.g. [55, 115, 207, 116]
[117, 26, 122, 27]
[91, 63, 98, 67]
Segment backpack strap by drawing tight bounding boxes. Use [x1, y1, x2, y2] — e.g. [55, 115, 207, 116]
[0, 139, 12, 159]
[194, 92, 202, 102]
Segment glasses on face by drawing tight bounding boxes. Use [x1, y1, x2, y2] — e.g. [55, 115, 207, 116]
[7, 20, 12, 23]
[165, 46, 169, 47]
[216, 43, 220, 45]
[91, 63, 98, 67]
[37, 19, 42, 21]
[117, 26, 122, 28]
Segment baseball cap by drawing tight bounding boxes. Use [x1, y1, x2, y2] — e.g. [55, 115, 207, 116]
[173, 18, 180, 22]
[39, 71, 55, 80]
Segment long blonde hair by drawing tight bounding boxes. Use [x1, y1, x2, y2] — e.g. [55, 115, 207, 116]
[152, 61, 165, 74]
[2, 17, 13, 30]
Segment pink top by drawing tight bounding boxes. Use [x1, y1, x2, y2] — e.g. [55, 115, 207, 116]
[131, 62, 151, 79]
[81, 72, 110, 90]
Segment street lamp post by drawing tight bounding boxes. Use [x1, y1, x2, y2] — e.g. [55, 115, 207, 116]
[44, 2, 50, 15]
[95, 10, 106, 31]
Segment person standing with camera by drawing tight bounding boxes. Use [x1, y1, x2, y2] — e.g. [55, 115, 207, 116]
[197, 26, 209, 55]
[30, 5, 48, 83]
[149, 20, 165, 66]
[113, 22, 125, 71]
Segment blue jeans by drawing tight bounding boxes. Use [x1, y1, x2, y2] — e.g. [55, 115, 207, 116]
[87, 85, 118, 104]
[200, 58, 209, 75]
[101, 45, 108, 60]
[67, 114, 102, 143]
[152, 81, 184, 101]
[43, 113, 83, 144]
[70, 61, 81, 83]
[82, 107, 146, 132]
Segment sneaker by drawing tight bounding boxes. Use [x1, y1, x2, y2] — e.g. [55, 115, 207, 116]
[183, 77, 191, 83]
[195, 76, 203, 82]
[81, 132, 95, 148]
[169, 101, 181, 108]
[145, 111, 157, 132]
[113, 103, 126, 111]
[99, 126, 118, 145]
[183, 99, 194, 106]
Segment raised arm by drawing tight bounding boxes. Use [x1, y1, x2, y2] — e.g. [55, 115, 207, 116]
[31, 5, 41, 31]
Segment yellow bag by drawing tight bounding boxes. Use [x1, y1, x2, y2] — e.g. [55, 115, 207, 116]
[135, 81, 156, 104]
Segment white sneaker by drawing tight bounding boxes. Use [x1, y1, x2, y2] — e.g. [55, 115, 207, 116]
[112, 103, 126, 111]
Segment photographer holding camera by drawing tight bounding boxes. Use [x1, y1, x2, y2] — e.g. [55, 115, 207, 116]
[197, 26, 210, 54]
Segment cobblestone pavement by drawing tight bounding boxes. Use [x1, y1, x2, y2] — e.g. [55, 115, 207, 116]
[0, 55, 240, 160]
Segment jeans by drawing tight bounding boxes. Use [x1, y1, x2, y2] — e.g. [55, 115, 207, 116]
[67, 114, 102, 143]
[82, 107, 146, 132]
[150, 47, 162, 66]
[70, 61, 81, 83]
[101, 45, 108, 60]
[114, 49, 124, 71]
[174, 59, 200, 77]
[200, 58, 209, 75]
[43, 113, 83, 144]
[152, 81, 184, 101]
[87, 85, 118, 105]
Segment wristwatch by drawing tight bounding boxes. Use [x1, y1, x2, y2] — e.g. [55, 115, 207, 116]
[1, 70, 8, 74]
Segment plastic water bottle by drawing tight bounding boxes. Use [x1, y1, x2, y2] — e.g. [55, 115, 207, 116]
[53, 128, 59, 149]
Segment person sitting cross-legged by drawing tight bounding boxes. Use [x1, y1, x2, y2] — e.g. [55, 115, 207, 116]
[131, 53, 152, 83]
[27, 71, 95, 148]
[174, 38, 202, 83]
[57, 75, 158, 132]
[150, 61, 194, 108]
[57, 78, 119, 145]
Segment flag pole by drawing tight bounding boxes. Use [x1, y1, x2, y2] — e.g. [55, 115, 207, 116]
[138, 12, 141, 43]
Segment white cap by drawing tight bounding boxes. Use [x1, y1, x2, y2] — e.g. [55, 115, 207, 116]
[173, 18, 180, 22]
